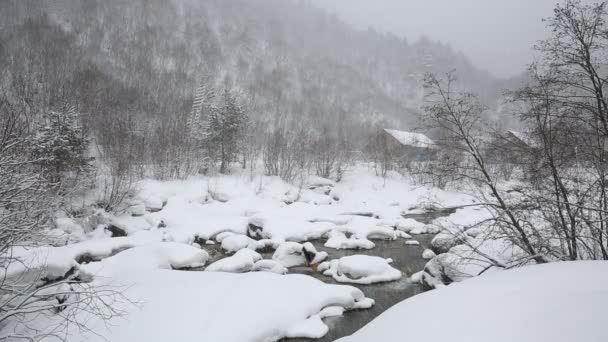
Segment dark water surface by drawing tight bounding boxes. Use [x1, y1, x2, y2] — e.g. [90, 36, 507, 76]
[280, 235, 433, 342]
[199, 209, 453, 342]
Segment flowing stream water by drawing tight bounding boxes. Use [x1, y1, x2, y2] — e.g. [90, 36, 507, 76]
[200, 209, 454, 342]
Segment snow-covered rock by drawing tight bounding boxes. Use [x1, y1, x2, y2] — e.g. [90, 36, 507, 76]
[249, 214, 333, 243]
[324, 230, 375, 250]
[337, 262, 608, 342]
[81, 242, 209, 276]
[307, 176, 335, 189]
[396, 218, 425, 233]
[410, 224, 442, 235]
[205, 248, 262, 273]
[319, 255, 402, 284]
[405, 240, 420, 246]
[251, 260, 288, 274]
[273, 242, 328, 268]
[143, 196, 164, 212]
[220, 234, 265, 253]
[422, 249, 436, 260]
[431, 231, 465, 253]
[25, 270, 374, 342]
[127, 203, 147, 217]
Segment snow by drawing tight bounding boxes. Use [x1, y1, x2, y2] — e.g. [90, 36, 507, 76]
[219, 233, 266, 253]
[205, 248, 262, 273]
[306, 175, 335, 189]
[127, 203, 146, 216]
[1, 236, 148, 283]
[319, 255, 402, 284]
[384, 129, 436, 148]
[81, 242, 209, 276]
[337, 261, 608, 342]
[251, 260, 288, 274]
[422, 249, 436, 259]
[52, 217, 86, 244]
[396, 218, 425, 233]
[284, 306, 344, 339]
[273, 242, 328, 268]
[405, 240, 420, 245]
[29, 270, 374, 342]
[325, 230, 375, 250]
[143, 196, 164, 212]
[249, 213, 334, 243]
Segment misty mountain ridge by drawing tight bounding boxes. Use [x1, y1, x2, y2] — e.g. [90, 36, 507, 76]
[1, 0, 514, 135]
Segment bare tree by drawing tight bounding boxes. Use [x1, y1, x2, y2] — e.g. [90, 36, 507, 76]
[511, 0, 608, 260]
[0, 99, 129, 341]
[423, 72, 546, 264]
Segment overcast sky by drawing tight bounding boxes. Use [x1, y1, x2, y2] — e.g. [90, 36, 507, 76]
[311, 0, 562, 78]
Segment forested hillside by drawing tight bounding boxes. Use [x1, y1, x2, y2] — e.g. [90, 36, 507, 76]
[0, 0, 506, 137]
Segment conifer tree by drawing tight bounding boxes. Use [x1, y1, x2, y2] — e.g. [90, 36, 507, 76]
[31, 106, 91, 182]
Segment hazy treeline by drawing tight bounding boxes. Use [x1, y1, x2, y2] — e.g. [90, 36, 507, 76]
[0, 0, 510, 182]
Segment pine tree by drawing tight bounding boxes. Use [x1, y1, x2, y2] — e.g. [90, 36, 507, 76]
[203, 88, 247, 173]
[31, 106, 91, 182]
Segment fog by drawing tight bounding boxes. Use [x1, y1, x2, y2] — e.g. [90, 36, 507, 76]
[312, 0, 561, 78]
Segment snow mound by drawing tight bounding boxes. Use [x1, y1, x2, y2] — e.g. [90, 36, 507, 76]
[337, 261, 608, 342]
[273, 242, 328, 268]
[422, 249, 436, 260]
[319, 255, 402, 284]
[251, 260, 288, 274]
[81, 242, 209, 276]
[219, 233, 266, 253]
[147, 196, 249, 241]
[74, 271, 374, 342]
[205, 248, 262, 273]
[325, 230, 375, 250]
[249, 214, 334, 243]
[1, 236, 145, 283]
[307, 175, 335, 189]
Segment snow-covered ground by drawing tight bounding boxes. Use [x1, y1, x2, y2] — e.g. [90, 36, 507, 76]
[337, 261, 608, 342]
[2, 165, 526, 341]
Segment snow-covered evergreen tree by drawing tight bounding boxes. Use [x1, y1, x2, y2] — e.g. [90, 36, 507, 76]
[203, 88, 248, 173]
[31, 106, 91, 182]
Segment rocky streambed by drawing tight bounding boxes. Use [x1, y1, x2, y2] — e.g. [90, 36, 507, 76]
[197, 208, 454, 342]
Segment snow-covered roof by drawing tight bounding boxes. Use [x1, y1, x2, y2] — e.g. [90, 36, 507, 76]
[384, 129, 436, 149]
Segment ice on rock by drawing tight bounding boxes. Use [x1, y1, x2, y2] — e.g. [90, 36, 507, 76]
[319, 255, 402, 284]
[205, 248, 262, 273]
[252, 260, 288, 274]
